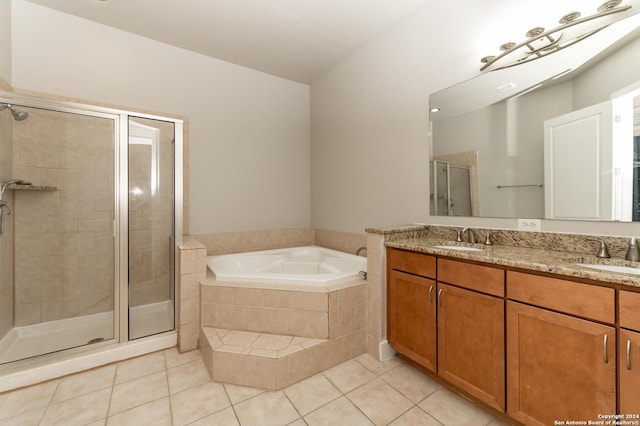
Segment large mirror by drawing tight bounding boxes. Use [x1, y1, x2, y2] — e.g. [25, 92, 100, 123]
[429, 7, 640, 221]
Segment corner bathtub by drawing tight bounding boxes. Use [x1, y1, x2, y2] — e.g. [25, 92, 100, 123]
[206, 246, 367, 291]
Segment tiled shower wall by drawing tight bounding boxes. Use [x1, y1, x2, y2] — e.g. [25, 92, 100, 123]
[12, 108, 115, 326]
[0, 111, 13, 338]
[128, 118, 174, 308]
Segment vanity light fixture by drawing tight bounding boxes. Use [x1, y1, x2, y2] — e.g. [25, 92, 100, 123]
[430, 107, 441, 113]
[480, 0, 631, 71]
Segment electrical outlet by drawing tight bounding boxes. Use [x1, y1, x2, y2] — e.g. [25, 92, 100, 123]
[518, 219, 541, 231]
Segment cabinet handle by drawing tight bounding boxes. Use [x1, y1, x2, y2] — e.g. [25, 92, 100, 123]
[428, 285, 434, 304]
[627, 340, 632, 370]
[438, 288, 443, 307]
[603, 334, 609, 364]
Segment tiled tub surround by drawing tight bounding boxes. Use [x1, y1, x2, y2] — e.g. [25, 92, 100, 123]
[193, 227, 366, 256]
[199, 281, 367, 390]
[177, 227, 367, 354]
[177, 237, 207, 353]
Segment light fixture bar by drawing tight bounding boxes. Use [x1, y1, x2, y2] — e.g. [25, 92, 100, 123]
[480, 2, 631, 71]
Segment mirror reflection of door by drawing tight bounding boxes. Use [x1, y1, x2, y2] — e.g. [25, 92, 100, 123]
[544, 89, 640, 221]
[544, 101, 614, 221]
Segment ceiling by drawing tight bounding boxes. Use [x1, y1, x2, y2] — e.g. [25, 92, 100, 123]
[24, 0, 430, 84]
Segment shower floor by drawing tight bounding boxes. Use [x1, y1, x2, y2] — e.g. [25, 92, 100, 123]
[0, 301, 173, 365]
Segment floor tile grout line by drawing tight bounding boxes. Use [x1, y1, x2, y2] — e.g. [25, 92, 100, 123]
[282, 386, 304, 420]
[376, 369, 441, 406]
[220, 381, 243, 426]
[163, 349, 175, 425]
[102, 361, 118, 424]
[283, 373, 344, 418]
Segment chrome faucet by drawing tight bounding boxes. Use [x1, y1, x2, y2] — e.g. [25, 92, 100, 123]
[461, 227, 477, 244]
[0, 179, 32, 236]
[356, 246, 367, 256]
[587, 238, 610, 259]
[0, 179, 31, 201]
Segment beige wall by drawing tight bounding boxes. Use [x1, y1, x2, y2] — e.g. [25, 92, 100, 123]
[10, 0, 310, 236]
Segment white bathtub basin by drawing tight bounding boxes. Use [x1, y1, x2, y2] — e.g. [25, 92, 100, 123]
[575, 263, 640, 275]
[207, 246, 367, 290]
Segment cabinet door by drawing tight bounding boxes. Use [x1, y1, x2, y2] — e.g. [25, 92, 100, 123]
[437, 283, 505, 411]
[620, 329, 640, 414]
[388, 270, 436, 371]
[507, 301, 616, 425]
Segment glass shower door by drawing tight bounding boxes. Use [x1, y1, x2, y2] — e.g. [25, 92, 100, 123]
[128, 117, 175, 339]
[1, 105, 117, 364]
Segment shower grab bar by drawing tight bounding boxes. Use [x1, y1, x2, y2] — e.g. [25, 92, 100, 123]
[496, 184, 543, 189]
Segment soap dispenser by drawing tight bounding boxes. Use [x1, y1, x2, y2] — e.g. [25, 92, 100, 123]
[626, 237, 639, 262]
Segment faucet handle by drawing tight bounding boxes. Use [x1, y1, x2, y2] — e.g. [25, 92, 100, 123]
[626, 237, 639, 262]
[484, 231, 493, 246]
[455, 228, 463, 242]
[587, 238, 611, 259]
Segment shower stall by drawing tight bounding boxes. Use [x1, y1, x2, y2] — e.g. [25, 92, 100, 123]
[0, 92, 182, 381]
[430, 160, 472, 216]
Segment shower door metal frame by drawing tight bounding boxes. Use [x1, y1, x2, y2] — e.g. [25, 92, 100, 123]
[0, 91, 182, 358]
[119, 113, 183, 341]
[431, 160, 472, 216]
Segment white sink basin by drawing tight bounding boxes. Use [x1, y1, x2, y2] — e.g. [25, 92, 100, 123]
[432, 245, 484, 252]
[575, 263, 640, 275]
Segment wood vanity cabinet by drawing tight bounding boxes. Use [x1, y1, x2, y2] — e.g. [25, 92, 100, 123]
[388, 247, 639, 423]
[387, 248, 437, 371]
[619, 291, 640, 414]
[437, 259, 505, 412]
[387, 250, 506, 410]
[506, 272, 616, 425]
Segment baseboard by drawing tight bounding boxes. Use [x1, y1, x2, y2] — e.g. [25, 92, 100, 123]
[379, 339, 396, 361]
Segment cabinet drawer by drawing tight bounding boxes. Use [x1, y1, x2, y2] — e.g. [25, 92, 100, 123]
[438, 258, 504, 297]
[620, 291, 640, 331]
[387, 248, 436, 278]
[507, 271, 614, 324]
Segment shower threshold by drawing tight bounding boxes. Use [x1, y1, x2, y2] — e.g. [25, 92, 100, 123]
[0, 301, 174, 365]
[0, 311, 113, 365]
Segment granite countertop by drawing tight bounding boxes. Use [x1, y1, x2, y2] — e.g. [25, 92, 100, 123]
[386, 237, 640, 288]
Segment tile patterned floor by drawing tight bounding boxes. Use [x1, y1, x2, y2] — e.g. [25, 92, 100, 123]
[0, 348, 509, 426]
